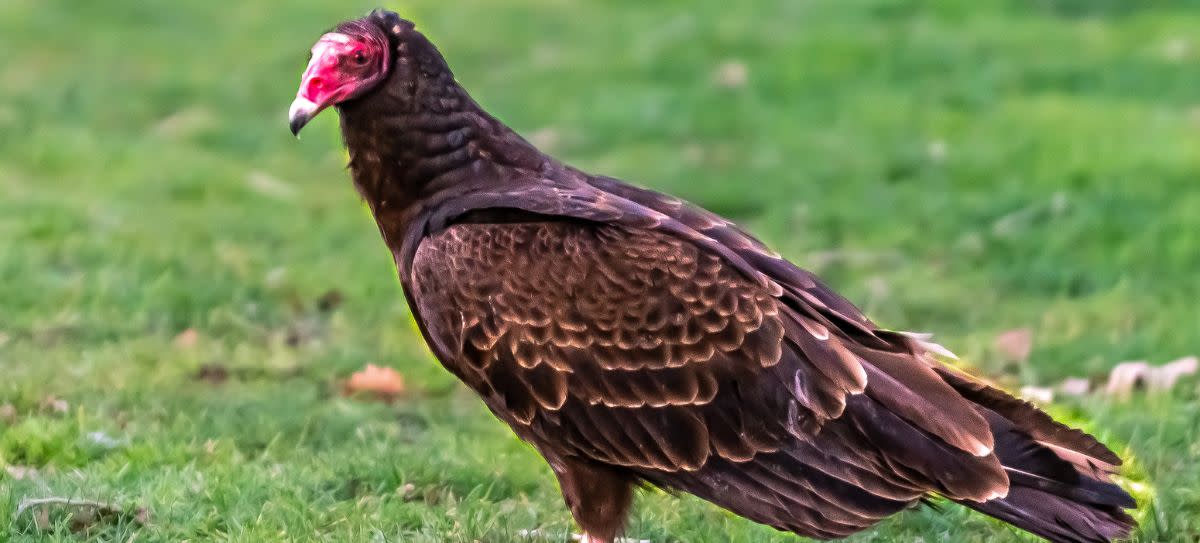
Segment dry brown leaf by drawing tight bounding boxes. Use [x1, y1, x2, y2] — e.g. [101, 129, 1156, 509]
[994, 327, 1034, 364]
[174, 328, 199, 348]
[343, 364, 406, 402]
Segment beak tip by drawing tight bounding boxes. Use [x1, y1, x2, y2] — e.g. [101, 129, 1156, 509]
[289, 117, 306, 137]
[287, 96, 319, 138]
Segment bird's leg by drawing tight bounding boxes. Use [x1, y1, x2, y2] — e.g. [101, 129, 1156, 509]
[550, 458, 634, 543]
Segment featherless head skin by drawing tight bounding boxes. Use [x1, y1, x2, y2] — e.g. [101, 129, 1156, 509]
[289, 11, 413, 135]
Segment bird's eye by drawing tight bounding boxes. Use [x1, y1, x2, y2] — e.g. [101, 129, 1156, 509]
[352, 51, 369, 65]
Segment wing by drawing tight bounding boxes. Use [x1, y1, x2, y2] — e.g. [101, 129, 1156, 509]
[404, 173, 1004, 458]
[405, 209, 1013, 537]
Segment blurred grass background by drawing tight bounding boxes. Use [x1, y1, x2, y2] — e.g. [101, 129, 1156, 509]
[1, 0, 1198, 541]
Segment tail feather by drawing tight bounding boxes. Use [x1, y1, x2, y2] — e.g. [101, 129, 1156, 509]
[938, 371, 1137, 542]
[963, 486, 1135, 543]
[936, 366, 1121, 465]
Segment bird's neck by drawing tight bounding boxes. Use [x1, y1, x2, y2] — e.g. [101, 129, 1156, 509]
[337, 80, 550, 242]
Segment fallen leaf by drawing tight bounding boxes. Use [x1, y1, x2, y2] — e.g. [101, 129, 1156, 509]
[994, 328, 1034, 364]
[343, 364, 406, 402]
[174, 328, 199, 348]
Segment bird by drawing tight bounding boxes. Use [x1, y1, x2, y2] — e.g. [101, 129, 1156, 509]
[287, 10, 1136, 543]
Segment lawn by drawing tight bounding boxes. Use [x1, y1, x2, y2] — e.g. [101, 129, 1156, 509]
[1, 0, 1199, 541]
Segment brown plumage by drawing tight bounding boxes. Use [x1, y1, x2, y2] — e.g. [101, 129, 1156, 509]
[287, 10, 1136, 543]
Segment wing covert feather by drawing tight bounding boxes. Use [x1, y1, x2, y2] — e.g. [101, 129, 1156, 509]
[408, 221, 919, 472]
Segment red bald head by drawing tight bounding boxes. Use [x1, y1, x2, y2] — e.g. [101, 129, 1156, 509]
[289, 20, 391, 136]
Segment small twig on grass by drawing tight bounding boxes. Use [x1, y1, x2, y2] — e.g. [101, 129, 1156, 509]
[14, 496, 150, 529]
[14, 497, 117, 519]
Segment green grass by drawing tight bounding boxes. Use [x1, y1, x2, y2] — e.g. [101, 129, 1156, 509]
[2, 0, 1199, 540]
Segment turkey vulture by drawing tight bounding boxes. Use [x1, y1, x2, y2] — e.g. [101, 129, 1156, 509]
[288, 10, 1136, 543]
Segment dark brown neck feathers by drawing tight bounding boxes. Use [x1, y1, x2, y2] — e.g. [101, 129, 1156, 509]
[336, 27, 552, 239]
